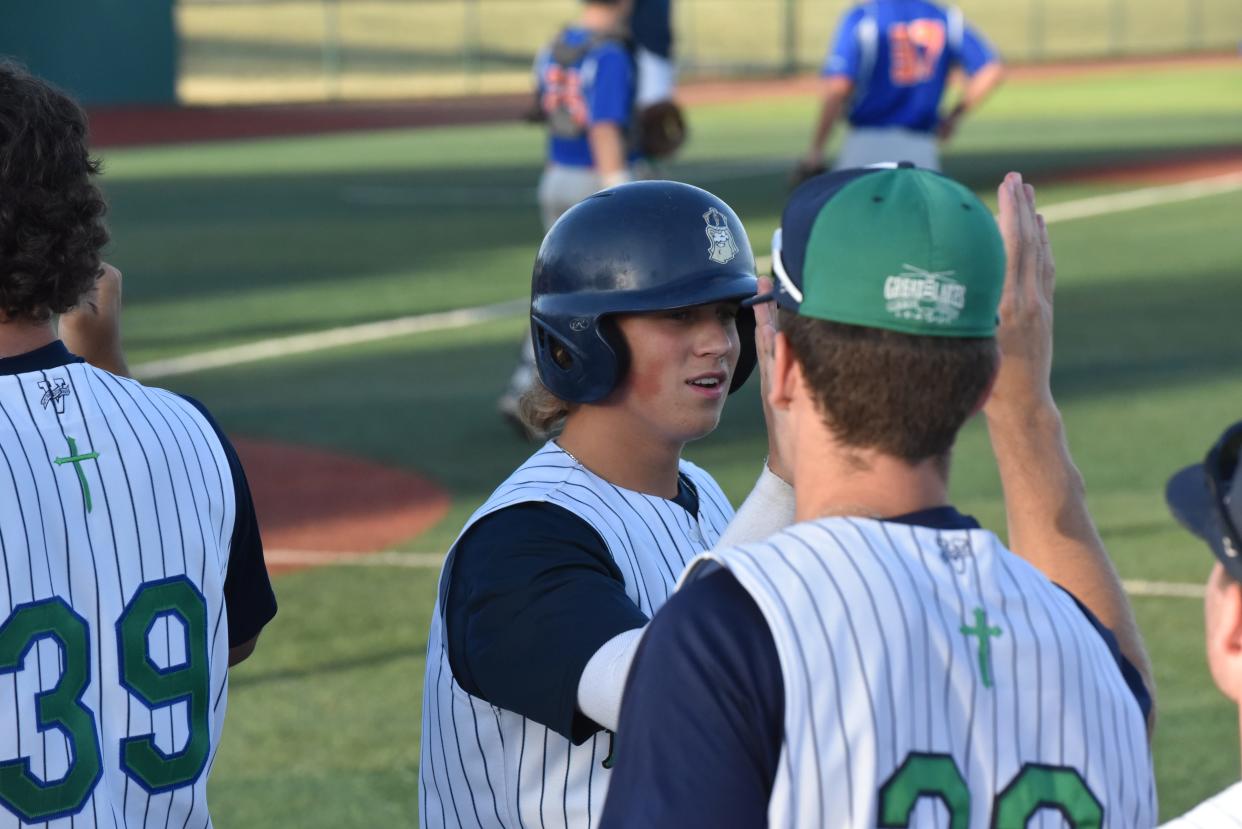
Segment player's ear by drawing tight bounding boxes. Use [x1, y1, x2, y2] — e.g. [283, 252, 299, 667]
[1205, 564, 1242, 702]
[769, 331, 798, 412]
[968, 345, 1001, 418]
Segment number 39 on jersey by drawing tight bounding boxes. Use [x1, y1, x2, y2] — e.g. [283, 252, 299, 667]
[0, 576, 210, 824]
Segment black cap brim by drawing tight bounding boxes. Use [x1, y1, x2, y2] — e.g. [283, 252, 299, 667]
[1166, 462, 1242, 581]
[1166, 464, 1215, 543]
[741, 290, 776, 309]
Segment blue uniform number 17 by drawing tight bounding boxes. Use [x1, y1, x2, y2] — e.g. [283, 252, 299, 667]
[0, 577, 210, 823]
[880, 753, 1104, 828]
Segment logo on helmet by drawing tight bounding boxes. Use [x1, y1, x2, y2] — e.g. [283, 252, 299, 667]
[703, 207, 739, 265]
[569, 318, 591, 332]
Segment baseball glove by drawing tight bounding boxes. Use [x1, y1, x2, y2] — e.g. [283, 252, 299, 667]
[789, 159, 828, 190]
[637, 101, 688, 159]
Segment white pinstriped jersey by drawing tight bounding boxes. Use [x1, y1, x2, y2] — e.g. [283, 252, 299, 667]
[1161, 783, 1242, 828]
[420, 442, 733, 829]
[0, 360, 237, 828]
[685, 516, 1156, 829]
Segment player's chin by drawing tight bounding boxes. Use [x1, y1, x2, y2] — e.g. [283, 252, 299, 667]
[679, 403, 727, 442]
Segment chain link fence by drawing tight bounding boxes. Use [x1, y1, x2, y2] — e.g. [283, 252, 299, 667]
[177, 0, 1242, 103]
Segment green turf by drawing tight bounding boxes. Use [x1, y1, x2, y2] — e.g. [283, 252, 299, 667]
[87, 62, 1242, 824]
[100, 61, 1242, 365]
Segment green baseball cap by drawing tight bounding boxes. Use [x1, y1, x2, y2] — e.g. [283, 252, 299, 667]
[752, 164, 1005, 337]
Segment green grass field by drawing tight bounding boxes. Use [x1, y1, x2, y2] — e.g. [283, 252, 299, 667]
[94, 59, 1242, 825]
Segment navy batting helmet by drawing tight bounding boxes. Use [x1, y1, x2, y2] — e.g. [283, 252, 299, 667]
[531, 180, 758, 404]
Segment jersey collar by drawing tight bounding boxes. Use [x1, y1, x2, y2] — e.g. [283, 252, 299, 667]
[885, 505, 980, 530]
[0, 341, 84, 376]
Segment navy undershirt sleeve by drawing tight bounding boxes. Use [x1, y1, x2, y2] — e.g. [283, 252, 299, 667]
[1058, 587, 1153, 722]
[445, 501, 650, 744]
[598, 568, 783, 829]
[630, 0, 672, 58]
[180, 396, 277, 647]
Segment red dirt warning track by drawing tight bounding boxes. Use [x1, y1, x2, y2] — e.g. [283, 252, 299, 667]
[232, 438, 451, 575]
[88, 53, 1237, 149]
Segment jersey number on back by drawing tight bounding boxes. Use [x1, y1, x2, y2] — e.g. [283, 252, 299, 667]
[879, 753, 1104, 828]
[887, 20, 946, 86]
[0, 577, 210, 823]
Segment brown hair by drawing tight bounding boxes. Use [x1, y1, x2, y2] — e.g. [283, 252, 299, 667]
[519, 338, 579, 436]
[519, 377, 575, 436]
[0, 62, 109, 324]
[779, 310, 997, 466]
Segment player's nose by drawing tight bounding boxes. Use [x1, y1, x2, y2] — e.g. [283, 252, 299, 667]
[693, 306, 738, 358]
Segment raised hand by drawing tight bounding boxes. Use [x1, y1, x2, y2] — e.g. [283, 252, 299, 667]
[983, 171, 1056, 420]
[60, 262, 129, 377]
[753, 276, 792, 482]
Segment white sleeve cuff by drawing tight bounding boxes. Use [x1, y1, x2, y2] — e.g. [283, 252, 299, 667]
[715, 462, 795, 548]
[576, 627, 644, 733]
[635, 48, 677, 107]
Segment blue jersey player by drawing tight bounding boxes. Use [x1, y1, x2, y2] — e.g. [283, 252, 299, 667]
[631, 0, 676, 107]
[798, 0, 1004, 175]
[502, 0, 644, 434]
[533, 0, 640, 228]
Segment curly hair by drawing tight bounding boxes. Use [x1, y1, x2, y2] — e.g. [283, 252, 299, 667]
[0, 61, 108, 324]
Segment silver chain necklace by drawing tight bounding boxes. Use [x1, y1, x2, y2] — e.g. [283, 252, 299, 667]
[555, 441, 582, 466]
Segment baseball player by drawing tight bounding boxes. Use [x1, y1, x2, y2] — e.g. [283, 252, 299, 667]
[533, 0, 642, 230]
[0, 63, 276, 827]
[421, 180, 796, 828]
[1162, 422, 1242, 825]
[630, 0, 675, 107]
[600, 167, 1156, 828]
[500, 0, 645, 431]
[794, 0, 1004, 179]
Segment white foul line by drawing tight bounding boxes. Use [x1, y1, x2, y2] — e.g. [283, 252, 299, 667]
[1038, 170, 1242, 223]
[132, 171, 1242, 381]
[132, 299, 526, 380]
[267, 549, 446, 568]
[1119, 579, 1204, 600]
[265, 548, 1204, 599]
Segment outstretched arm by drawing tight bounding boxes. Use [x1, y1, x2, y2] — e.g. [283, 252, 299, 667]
[589, 122, 632, 188]
[795, 76, 854, 179]
[717, 277, 796, 547]
[984, 172, 1155, 730]
[59, 263, 130, 377]
[937, 61, 1004, 142]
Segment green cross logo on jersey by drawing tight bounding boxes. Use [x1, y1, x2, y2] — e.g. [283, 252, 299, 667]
[960, 607, 1002, 689]
[53, 436, 100, 513]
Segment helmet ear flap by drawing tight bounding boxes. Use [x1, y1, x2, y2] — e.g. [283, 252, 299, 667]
[597, 315, 629, 398]
[532, 315, 624, 404]
[729, 305, 757, 393]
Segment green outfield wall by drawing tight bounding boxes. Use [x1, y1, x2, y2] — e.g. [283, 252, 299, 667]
[0, 0, 177, 105]
[176, 0, 1241, 104]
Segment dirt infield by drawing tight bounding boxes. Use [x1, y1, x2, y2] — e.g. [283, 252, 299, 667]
[1055, 150, 1242, 186]
[232, 438, 451, 574]
[88, 52, 1237, 149]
